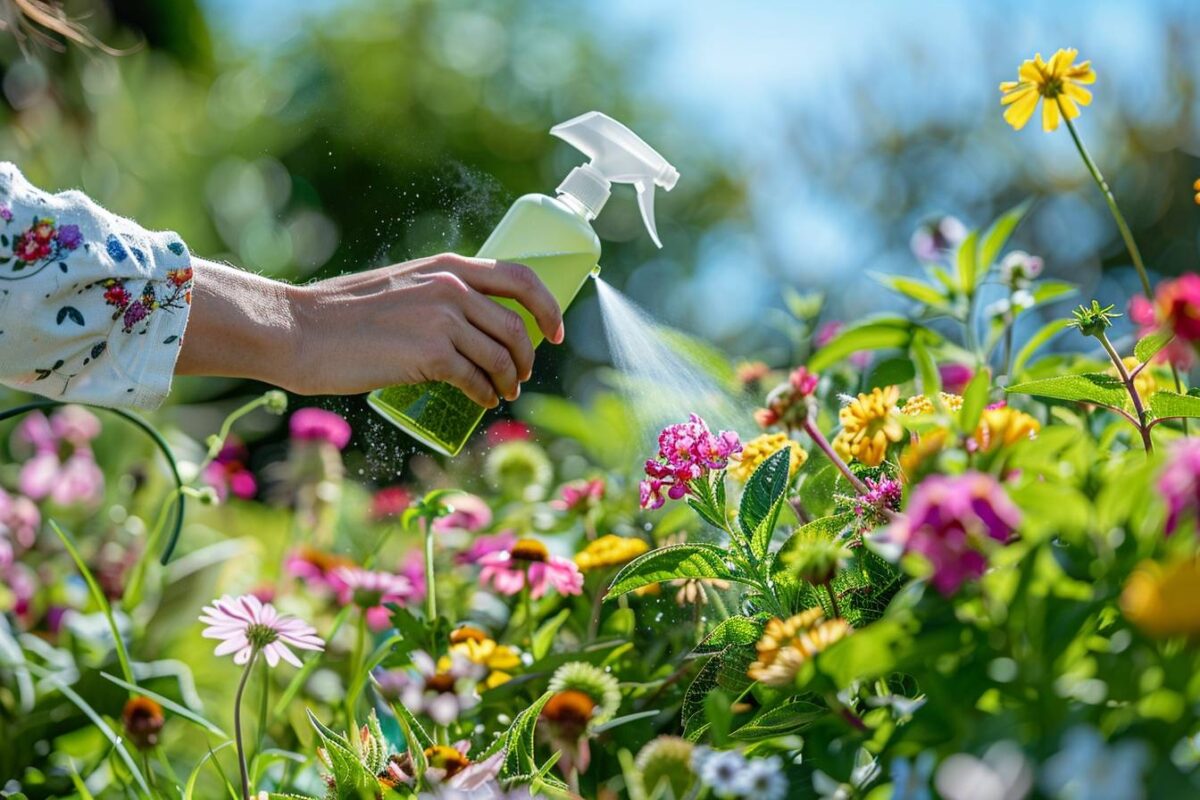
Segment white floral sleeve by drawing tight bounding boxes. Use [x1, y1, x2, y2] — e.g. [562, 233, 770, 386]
[0, 163, 193, 410]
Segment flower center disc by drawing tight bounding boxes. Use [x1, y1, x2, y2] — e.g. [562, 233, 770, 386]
[510, 538, 549, 563]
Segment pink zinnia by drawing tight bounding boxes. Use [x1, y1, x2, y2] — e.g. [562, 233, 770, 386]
[1161, 438, 1200, 536]
[199, 594, 324, 668]
[551, 478, 605, 513]
[485, 419, 532, 446]
[479, 538, 583, 599]
[289, 407, 352, 450]
[887, 472, 1020, 595]
[432, 493, 493, 534]
[370, 486, 412, 521]
[284, 546, 354, 591]
[456, 529, 518, 566]
[639, 414, 741, 510]
[938, 363, 974, 395]
[332, 566, 415, 630]
[202, 439, 257, 502]
[1130, 295, 1193, 370]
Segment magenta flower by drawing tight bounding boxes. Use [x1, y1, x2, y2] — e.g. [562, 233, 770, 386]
[56, 224, 82, 250]
[399, 549, 427, 604]
[289, 407, 352, 450]
[432, 493, 493, 534]
[199, 594, 324, 668]
[938, 363, 975, 395]
[456, 529, 517, 565]
[14, 408, 104, 507]
[370, 486, 412, 521]
[1130, 295, 1193, 370]
[332, 566, 415, 630]
[639, 414, 741, 510]
[1161, 439, 1200, 536]
[479, 538, 583, 599]
[551, 478, 605, 513]
[789, 366, 819, 397]
[284, 546, 354, 592]
[0, 487, 40, 552]
[485, 419, 531, 446]
[202, 439, 257, 502]
[853, 477, 902, 528]
[887, 472, 1020, 595]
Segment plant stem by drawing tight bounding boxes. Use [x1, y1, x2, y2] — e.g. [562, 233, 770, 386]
[234, 650, 259, 800]
[423, 518, 437, 625]
[802, 417, 869, 495]
[1097, 331, 1153, 453]
[1060, 109, 1152, 298]
[521, 583, 534, 647]
[824, 582, 842, 619]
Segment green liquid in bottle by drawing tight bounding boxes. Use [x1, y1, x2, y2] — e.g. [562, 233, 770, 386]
[371, 192, 602, 456]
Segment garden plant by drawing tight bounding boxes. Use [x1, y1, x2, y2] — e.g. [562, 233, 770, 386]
[5, 45, 1200, 800]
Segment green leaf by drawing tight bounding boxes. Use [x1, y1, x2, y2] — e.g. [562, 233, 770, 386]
[957, 367, 992, 434]
[865, 356, 917, 391]
[739, 448, 793, 558]
[390, 702, 429, 781]
[809, 317, 923, 372]
[977, 200, 1032, 275]
[1006, 372, 1130, 410]
[813, 619, 908, 688]
[730, 697, 827, 740]
[693, 615, 767, 655]
[955, 229, 981, 293]
[184, 742, 235, 800]
[501, 690, 554, 779]
[605, 544, 745, 600]
[1150, 390, 1200, 421]
[532, 608, 571, 661]
[1030, 280, 1077, 307]
[770, 513, 856, 602]
[1011, 319, 1072, 376]
[873, 274, 950, 308]
[1135, 331, 1174, 365]
[592, 709, 660, 734]
[100, 672, 229, 738]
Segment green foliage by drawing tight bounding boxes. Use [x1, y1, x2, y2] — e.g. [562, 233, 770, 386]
[1006, 372, 1131, 409]
[606, 544, 744, 599]
[739, 448, 793, 558]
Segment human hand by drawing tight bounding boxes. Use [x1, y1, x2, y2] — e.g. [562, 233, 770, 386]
[178, 255, 564, 407]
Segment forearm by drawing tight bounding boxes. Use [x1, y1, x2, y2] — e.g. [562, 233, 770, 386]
[176, 259, 301, 390]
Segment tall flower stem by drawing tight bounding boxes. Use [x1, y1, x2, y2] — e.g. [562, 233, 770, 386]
[824, 583, 842, 619]
[802, 418, 869, 495]
[234, 650, 260, 800]
[1096, 330, 1153, 454]
[423, 518, 437, 625]
[1060, 109, 1151, 298]
[521, 583, 534, 647]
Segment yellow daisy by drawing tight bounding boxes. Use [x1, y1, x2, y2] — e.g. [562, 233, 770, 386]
[999, 48, 1095, 132]
[901, 393, 964, 417]
[1122, 559, 1200, 638]
[729, 433, 807, 482]
[747, 609, 851, 688]
[972, 406, 1041, 452]
[833, 385, 904, 467]
[574, 534, 649, 572]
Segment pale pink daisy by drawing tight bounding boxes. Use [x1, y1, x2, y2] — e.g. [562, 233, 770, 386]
[199, 594, 324, 668]
[478, 538, 583, 599]
[432, 492, 493, 534]
[331, 566, 415, 630]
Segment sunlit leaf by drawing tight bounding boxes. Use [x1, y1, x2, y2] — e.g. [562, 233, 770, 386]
[809, 317, 925, 372]
[739, 448, 793, 558]
[977, 199, 1032, 275]
[1135, 331, 1174, 365]
[605, 544, 748, 600]
[1006, 372, 1130, 410]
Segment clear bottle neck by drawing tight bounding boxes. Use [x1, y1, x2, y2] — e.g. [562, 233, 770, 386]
[556, 190, 596, 221]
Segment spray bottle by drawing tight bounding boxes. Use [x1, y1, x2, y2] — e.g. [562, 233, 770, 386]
[369, 111, 679, 456]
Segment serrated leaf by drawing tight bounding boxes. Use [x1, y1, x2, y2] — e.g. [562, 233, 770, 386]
[957, 367, 992, 434]
[1134, 331, 1174, 365]
[605, 544, 745, 599]
[1150, 390, 1200, 421]
[809, 317, 924, 372]
[730, 697, 827, 740]
[739, 448, 792, 558]
[1006, 372, 1130, 410]
[955, 229, 981, 293]
[977, 200, 1031, 275]
[771, 513, 856, 601]
[501, 691, 554, 779]
[693, 615, 767, 655]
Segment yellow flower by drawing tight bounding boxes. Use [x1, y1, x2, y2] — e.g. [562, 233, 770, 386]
[1194, 178, 1200, 205]
[901, 393, 963, 416]
[729, 433, 807, 482]
[900, 428, 950, 480]
[1108, 356, 1157, 404]
[747, 609, 851, 688]
[1121, 559, 1200, 638]
[1000, 48, 1095, 132]
[447, 627, 521, 689]
[574, 534, 649, 572]
[833, 386, 904, 467]
[972, 406, 1041, 452]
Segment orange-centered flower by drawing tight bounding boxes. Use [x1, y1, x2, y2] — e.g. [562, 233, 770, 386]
[1000, 48, 1095, 132]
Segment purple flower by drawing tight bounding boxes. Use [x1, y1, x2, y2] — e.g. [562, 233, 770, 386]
[1161, 439, 1200, 535]
[56, 224, 82, 250]
[123, 301, 149, 331]
[199, 593, 324, 668]
[938, 363, 974, 395]
[640, 414, 741, 509]
[910, 215, 967, 263]
[289, 407, 352, 450]
[0, 206, 11, 221]
[854, 477, 902, 527]
[887, 472, 1020, 595]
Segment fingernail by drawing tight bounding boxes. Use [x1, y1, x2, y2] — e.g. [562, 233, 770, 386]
[553, 322, 565, 344]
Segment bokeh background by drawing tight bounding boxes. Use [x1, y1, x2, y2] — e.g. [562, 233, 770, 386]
[3, 0, 1200, 465]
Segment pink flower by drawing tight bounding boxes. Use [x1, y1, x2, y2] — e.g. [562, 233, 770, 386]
[202, 439, 257, 502]
[284, 546, 354, 591]
[551, 478, 605, 513]
[376, 650, 484, 726]
[332, 566, 415, 631]
[0, 487, 40, 551]
[1130, 295, 1193, 370]
[289, 407, 352, 450]
[1156, 274, 1200, 344]
[1161, 438, 1200, 536]
[910, 215, 967, 263]
[14, 408, 104, 507]
[853, 477, 902, 526]
[639, 414, 741, 510]
[370, 486, 412, 521]
[479, 538, 583, 599]
[789, 366, 819, 397]
[813, 321, 870, 368]
[887, 472, 1020, 595]
[938, 363, 974, 395]
[456, 529, 517, 565]
[49, 405, 101, 445]
[399, 549, 427, 603]
[199, 593, 324, 668]
[432, 493, 492, 534]
[485, 419, 531, 446]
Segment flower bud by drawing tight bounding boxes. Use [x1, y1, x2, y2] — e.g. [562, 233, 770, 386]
[263, 390, 289, 415]
[122, 696, 164, 750]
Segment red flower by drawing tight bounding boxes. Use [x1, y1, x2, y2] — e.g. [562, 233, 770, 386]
[1155, 274, 1200, 344]
[14, 231, 50, 262]
[168, 267, 193, 287]
[370, 486, 412, 521]
[485, 419, 531, 446]
[104, 281, 131, 308]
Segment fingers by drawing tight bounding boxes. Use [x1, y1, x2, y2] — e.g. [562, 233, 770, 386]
[436, 350, 500, 409]
[451, 324, 521, 402]
[438, 255, 565, 344]
[463, 291, 536, 381]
